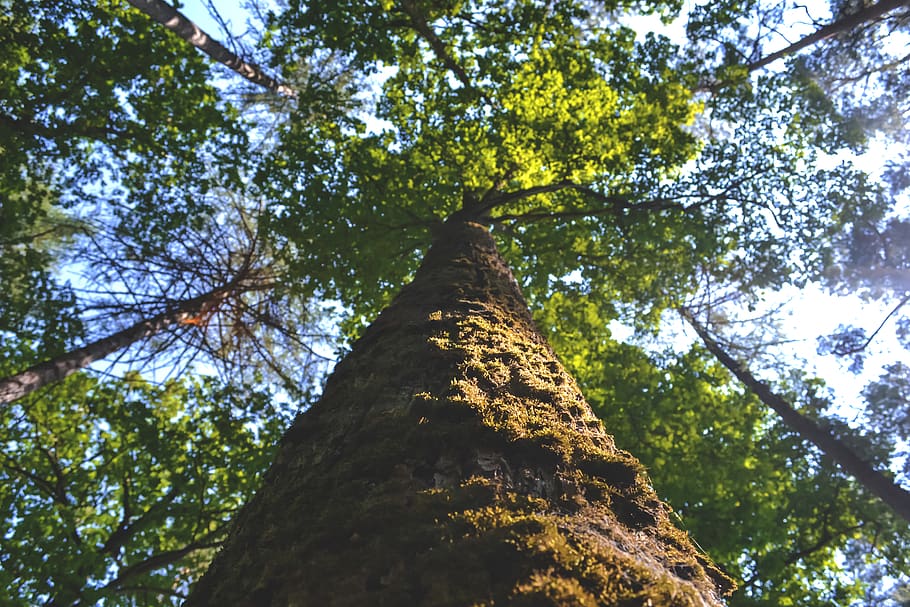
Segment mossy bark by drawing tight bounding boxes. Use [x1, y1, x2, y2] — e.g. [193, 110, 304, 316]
[186, 217, 733, 606]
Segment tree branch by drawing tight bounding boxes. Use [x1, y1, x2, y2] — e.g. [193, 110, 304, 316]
[101, 484, 182, 557]
[104, 533, 223, 591]
[484, 180, 688, 222]
[742, 523, 863, 588]
[747, 0, 910, 72]
[681, 308, 910, 524]
[0, 283, 239, 406]
[0, 110, 130, 142]
[124, 0, 295, 97]
[833, 292, 910, 355]
[398, 0, 481, 96]
[1, 457, 62, 506]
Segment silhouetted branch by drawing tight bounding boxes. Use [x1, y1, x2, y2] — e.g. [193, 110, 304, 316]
[833, 293, 910, 355]
[681, 308, 910, 524]
[125, 0, 295, 97]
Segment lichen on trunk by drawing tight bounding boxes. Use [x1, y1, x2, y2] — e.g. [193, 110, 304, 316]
[186, 217, 733, 606]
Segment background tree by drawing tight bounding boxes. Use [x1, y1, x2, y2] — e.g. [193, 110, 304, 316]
[0, 193, 336, 405]
[124, 0, 295, 96]
[681, 307, 910, 522]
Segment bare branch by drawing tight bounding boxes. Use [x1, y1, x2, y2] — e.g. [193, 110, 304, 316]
[124, 0, 295, 97]
[833, 292, 910, 355]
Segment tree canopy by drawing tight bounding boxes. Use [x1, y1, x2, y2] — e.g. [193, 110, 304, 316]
[1, 0, 908, 604]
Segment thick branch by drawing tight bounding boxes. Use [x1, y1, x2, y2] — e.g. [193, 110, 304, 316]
[484, 181, 690, 222]
[681, 308, 910, 524]
[102, 485, 182, 557]
[742, 523, 862, 587]
[398, 0, 478, 94]
[105, 533, 223, 591]
[124, 0, 295, 97]
[748, 0, 910, 72]
[1, 457, 63, 505]
[0, 111, 129, 141]
[0, 285, 233, 405]
[36, 442, 73, 511]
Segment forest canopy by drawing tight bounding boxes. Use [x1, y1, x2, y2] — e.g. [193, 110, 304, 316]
[1, 0, 909, 605]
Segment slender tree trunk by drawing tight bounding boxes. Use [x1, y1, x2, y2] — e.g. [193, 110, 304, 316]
[124, 0, 295, 97]
[0, 287, 229, 405]
[681, 309, 910, 524]
[747, 0, 910, 72]
[186, 215, 733, 606]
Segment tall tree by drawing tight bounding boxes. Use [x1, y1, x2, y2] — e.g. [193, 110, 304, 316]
[185, 0, 899, 602]
[187, 215, 734, 605]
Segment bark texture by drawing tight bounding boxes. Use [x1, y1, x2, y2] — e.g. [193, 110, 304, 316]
[682, 309, 910, 524]
[187, 218, 733, 606]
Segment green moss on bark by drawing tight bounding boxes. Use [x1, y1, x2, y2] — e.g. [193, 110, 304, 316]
[186, 219, 733, 606]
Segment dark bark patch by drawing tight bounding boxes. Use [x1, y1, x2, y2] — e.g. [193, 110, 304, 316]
[577, 456, 640, 489]
[248, 586, 274, 607]
[612, 497, 659, 529]
[508, 373, 556, 402]
[505, 436, 565, 469]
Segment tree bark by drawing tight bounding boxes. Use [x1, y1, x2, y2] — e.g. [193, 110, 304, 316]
[747, 0, 910, 72]
[124, 0, 295, 97]
[186, 216, 733, 606]
[0, 287, 229, 405]
[681, 309, 910, 525]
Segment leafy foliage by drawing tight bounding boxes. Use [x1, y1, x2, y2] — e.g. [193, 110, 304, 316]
[261, 0, 707, 328]
[0, 372, 289, 606]
[862, 363, 910, 481]
[0, 0, 245, 237]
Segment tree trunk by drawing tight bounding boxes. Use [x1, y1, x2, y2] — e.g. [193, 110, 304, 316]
[747, 0, 910, 72]
[681, 309, 910, 524]
[124, 0, 295, 97]
[186, 216, 733, 606]
[0, 287, 229, 405]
